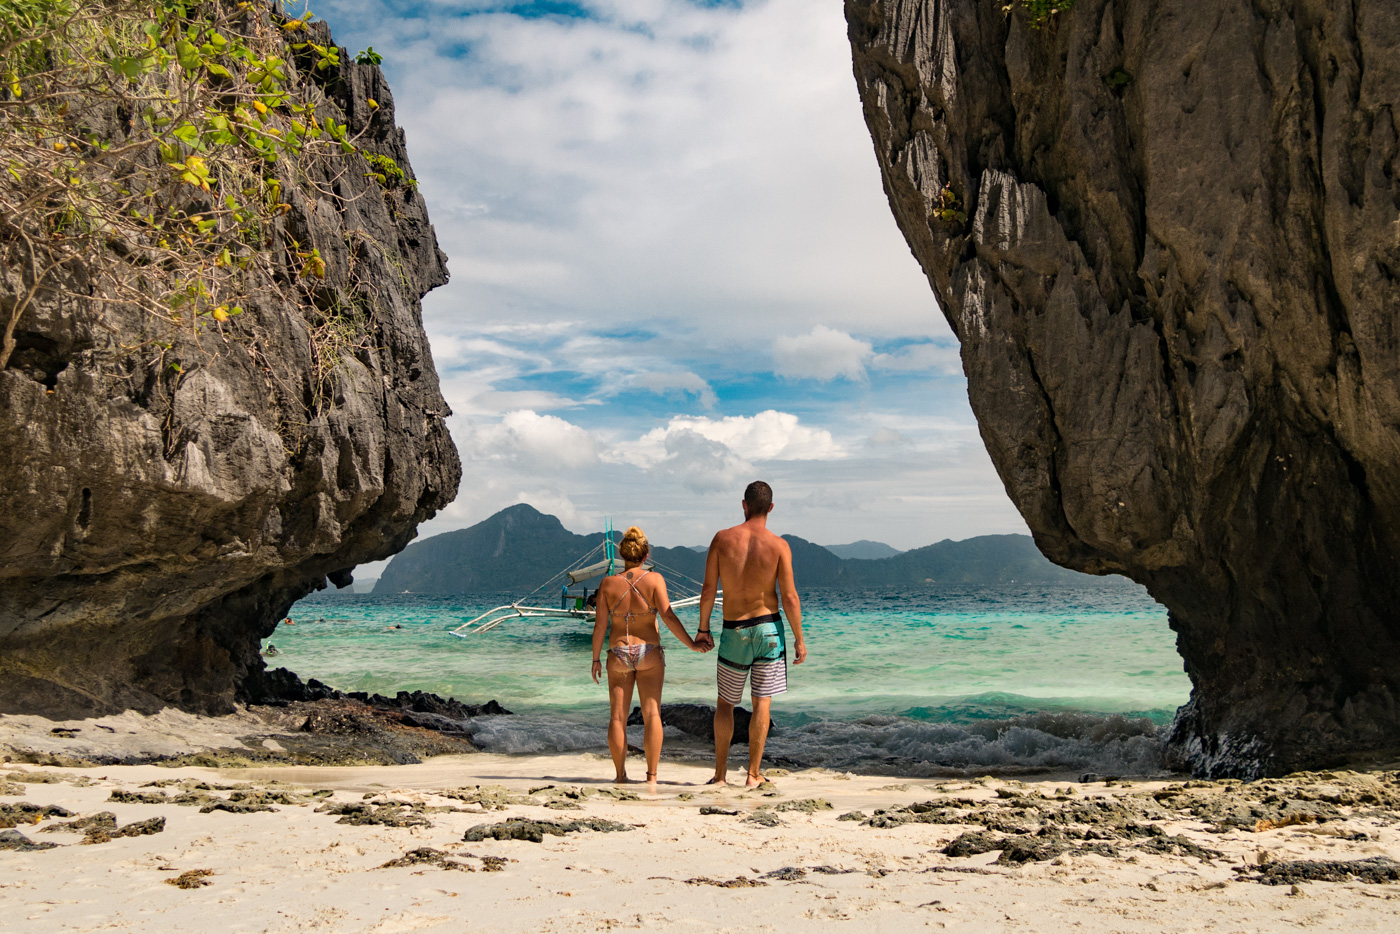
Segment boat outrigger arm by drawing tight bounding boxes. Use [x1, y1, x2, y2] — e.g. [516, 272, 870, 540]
[448, 590, 716, 637]
[449, 521, 719, 637]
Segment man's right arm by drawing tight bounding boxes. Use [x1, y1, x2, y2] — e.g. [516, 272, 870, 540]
[697, 536, 720, 649]
[777, 541, 805, 664]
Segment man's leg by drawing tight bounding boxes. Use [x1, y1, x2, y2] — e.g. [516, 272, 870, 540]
[745, 694, 772, 786]
[711, 698, 735, 783]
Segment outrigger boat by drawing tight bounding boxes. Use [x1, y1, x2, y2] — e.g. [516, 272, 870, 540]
[449, 518, 718, 637]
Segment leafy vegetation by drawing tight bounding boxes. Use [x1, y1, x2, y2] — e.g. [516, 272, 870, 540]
[933, 182, 967, 229]
[0, 0, 409, 401]
[1001, 0, 1077, 30]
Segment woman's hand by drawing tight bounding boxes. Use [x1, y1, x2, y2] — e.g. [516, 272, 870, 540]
[591, 659, 603, 684]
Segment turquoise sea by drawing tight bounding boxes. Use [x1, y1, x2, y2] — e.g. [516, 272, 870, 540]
[274, 581, 1192, 777]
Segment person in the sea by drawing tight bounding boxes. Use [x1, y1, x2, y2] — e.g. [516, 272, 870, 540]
[591, 525, 709, 785]
[697, 480, 807, 787]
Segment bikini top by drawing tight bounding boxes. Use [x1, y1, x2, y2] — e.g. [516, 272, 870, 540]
[609, 570, 657, 641]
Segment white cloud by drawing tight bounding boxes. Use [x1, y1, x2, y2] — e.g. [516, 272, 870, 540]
[866, 427, 912, 448]
[873, 342, 963, 375]
[632, 371, 718, 409]
[464, 409, 599, 471]
[772, 326, 873, 381]
[609, 410, 845, 466]
[654, 429, 754, 494]
[512, 489, 586, 528]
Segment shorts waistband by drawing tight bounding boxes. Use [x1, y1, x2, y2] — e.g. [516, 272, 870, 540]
[722, 612, 782, 630]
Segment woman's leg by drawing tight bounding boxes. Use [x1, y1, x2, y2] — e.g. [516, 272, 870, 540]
[634, 651, 665, 783]
[607, 657, 637, 782]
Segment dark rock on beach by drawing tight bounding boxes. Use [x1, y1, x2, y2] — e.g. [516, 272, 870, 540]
[1251, 856, 1400, 886]
[626, 702, 772, 745]
[847, 0, 1400, 777]
[0, 828, 58, 851]
[0, 802, 74, 828]
[0, 4, 459, 719]
[462, 817, 635, 843]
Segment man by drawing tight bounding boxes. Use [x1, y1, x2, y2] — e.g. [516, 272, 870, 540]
[697, 480, 807, 786]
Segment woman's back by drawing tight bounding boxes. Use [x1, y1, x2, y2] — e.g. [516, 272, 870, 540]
[599, 568, 665, 646]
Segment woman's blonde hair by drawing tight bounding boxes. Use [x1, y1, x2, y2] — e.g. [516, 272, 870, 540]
[618, 526, 649, 562]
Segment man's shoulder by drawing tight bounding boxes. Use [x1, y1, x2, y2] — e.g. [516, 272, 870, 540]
[712, 525, 744, 544]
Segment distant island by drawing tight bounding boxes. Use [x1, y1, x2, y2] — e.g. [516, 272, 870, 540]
[825, 540, 903, 560]
[371, 504, 1103, 594]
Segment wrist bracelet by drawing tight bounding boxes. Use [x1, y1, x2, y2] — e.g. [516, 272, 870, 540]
[592, 658, 600, 663]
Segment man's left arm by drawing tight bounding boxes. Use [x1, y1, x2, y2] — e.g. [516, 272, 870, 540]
[777, 542, 805, 664]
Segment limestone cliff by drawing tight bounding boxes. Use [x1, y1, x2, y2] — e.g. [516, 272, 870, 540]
[0, 3, 460, 717]
[847, 0, 1400, 776]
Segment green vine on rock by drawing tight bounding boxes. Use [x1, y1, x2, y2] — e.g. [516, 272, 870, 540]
[1001, 0, 1077, 30]
[933, 182, 967, 229]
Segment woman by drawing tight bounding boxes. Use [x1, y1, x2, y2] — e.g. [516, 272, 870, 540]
[590, 526, 707, 785]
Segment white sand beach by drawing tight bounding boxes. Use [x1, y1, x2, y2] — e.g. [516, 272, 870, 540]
[3, 748, 1399, 933]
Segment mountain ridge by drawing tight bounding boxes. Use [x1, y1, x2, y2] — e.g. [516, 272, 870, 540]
[374, 505, 1096, 594]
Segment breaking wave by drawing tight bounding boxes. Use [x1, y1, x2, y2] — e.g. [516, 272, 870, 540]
[464, 709, 1170, 778]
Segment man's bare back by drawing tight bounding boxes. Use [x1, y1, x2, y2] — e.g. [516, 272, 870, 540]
[698, 518, 806, 660]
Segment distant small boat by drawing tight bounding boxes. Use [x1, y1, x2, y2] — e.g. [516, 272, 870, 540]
[450, 518, 717, 637]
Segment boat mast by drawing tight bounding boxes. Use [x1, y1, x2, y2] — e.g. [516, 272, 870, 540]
[604, 516, 615, 575]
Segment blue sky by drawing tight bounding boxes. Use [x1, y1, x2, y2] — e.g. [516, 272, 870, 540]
[306, 0, 1029, 554]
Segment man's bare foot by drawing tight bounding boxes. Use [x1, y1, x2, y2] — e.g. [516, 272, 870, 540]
[614, 776, 633, 784]
[745, 773, 767, 787]
[705, 776, 728, 785]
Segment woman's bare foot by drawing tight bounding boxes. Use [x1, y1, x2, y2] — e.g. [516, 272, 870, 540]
[646, 772, 658, 786]
[745, 773, 767, 787]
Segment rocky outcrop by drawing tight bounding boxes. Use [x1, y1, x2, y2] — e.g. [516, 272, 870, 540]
[0, 8, 460, 717]
[847, 0, 1400, 776]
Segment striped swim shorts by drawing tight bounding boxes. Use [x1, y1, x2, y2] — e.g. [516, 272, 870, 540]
[716, 612, 787, 705]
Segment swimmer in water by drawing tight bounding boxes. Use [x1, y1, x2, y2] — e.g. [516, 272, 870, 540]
[264, 644, 280, 657]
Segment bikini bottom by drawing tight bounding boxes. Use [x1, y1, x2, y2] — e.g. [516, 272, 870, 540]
[609, 643, 663, 672]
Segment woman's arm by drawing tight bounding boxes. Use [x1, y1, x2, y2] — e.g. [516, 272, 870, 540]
[591, 579, 611, 683]
[652, 575, 700, 651]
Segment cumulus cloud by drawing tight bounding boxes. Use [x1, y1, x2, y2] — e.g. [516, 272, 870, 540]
[653, 429, 755, 494]
[772, 326, 874, 381]
[465, 409, 599, 471]
[609, 410, 844, 466]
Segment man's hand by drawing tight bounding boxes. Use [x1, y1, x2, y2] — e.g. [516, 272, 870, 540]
[793, 640, 807, 665]
[695, 631, 715, 652]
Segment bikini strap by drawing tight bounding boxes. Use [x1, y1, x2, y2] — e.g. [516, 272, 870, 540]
[608, 570, 656, 643]
[608, 569, 655, 615]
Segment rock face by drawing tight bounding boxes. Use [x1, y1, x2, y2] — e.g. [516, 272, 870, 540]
[0, 16, 460, 717]
[847, 0, 1400, 776]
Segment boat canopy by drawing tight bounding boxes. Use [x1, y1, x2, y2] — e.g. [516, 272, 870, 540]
[566, 559, 651, 584]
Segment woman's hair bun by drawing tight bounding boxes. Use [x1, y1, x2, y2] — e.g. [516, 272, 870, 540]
[618, 526, 649, 562]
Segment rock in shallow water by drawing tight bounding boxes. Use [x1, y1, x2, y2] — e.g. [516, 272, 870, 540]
[847, 0, 1400, 777]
